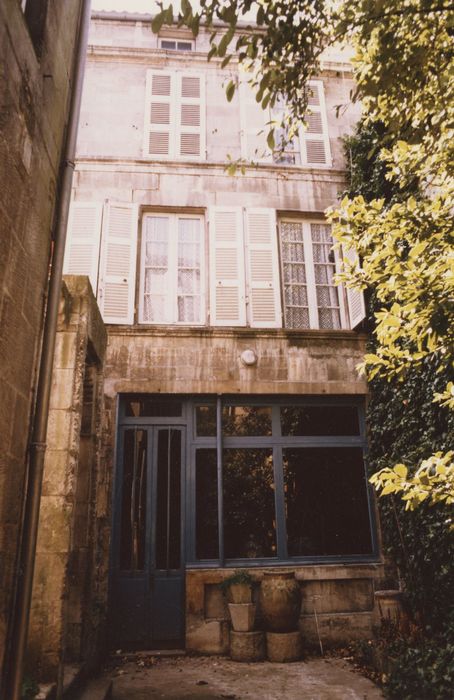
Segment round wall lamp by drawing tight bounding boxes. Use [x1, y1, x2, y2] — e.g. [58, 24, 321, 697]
[240, 349, 258, 366]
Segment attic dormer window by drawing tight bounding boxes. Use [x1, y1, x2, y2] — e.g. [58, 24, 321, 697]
[159, 39, 193, 51]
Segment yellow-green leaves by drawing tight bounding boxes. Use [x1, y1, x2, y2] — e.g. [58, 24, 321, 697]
[370, 452, 454, 519]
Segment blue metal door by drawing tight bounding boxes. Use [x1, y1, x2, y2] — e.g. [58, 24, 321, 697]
[111, 425, 185, 648]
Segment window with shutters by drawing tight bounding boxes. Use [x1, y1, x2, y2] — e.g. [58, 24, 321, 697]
[139, 213, 205, 325]
[143, 70, 205, 160]
[241, 79, 331, 167]
[279, 219, 349, 330]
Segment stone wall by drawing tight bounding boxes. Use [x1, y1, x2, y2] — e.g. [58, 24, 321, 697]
[186, 564, 385, 654]
[0, 0, 83, 676]
[28, 277, 107, 685]
[104, 327, 367, 398]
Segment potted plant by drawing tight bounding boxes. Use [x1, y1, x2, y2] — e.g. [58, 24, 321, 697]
[219, 569, 255, 604]
[220, 570, 256, 632]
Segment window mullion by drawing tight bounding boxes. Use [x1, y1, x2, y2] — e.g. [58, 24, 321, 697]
[304, 223, 319, 328]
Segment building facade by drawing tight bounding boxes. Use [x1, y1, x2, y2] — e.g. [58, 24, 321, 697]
[55, 11, 384, 656]
[0, 0, 86, 685]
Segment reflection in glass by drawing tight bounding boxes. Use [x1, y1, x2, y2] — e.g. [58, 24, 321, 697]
[196, 405, 217, 437]
[125, 398, 182, 418]
[283, 447, 372, 556]
[281, 405, 360, 436]
[223, 406, 272, 436]
[120, 429, 147, 570]
[156, 429, 181, 569]
[195, 449, 219, 559]
[223, 448, 276, 558]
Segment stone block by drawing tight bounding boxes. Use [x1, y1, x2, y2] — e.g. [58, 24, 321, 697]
[204, 584, 228, 620]
[266, 631, 302, 662]
[301, 578, 374, 614]
[300, 611, 373, 649]
[230, 630, 265, 662]
[186, 619, 229, 655]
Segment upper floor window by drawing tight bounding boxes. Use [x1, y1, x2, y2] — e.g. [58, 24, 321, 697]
[64, 201, 365, 329]
[240, 80, 331, 167]
[139, 214, 205, 324]
[143, 70, 206, 160]
[159, 38, 193, 51]
[279, 220, 346, 330]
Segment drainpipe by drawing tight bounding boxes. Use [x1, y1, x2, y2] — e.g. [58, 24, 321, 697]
[4, 1, 92, 698]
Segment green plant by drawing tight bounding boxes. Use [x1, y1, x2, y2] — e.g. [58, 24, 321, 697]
[219, 569, 255, 594]
[22, 675, 39, 699]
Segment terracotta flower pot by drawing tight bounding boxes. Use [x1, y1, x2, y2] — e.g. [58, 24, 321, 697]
[259, 572, 301, 632]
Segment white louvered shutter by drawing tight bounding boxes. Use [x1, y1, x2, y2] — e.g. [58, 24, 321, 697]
[300, 81, 331, 167]
[343, 245, 366, 329]
[239, 79, 271, 162]
[98, 202, 138, 324]
[209, 207, 246, 326]
[63, 202, 103, 293]
[177, 74, 205, 159]
[245, 208, 282, 328]
[144, 71, 174, 158]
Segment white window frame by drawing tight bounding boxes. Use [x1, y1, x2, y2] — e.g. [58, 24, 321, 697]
[279, 218, 348, 330]
[138, 212, 206, 326]
[158, 38, 194, 51]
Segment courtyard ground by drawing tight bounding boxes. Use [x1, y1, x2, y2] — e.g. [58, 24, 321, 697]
[102, 653, 384, 699]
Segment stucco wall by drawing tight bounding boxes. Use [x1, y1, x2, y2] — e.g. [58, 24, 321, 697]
[0, 0, 83, 677]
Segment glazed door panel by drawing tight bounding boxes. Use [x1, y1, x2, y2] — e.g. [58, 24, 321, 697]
[111, 426, 185, 647]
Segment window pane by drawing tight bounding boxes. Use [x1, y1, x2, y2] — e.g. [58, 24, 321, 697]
[161, 40, 176, 49]
[177, 218, 201, 323]
[196, 405, 217, 437]
[120, 429, 147, 570]
[223, 406, 272, 436]
[281, 405, 360, 436]
[283, 447, 372, 556]
[142, 216, 171, 323]
[177, 41, 192, 51]
[310, 223, 341, 329]
[196, 449, 219, 559]
[156, 429, 181, 569]
[223, 448, 276, 558]
[125, 398, 182, 417]
[280, 221, 309, 329]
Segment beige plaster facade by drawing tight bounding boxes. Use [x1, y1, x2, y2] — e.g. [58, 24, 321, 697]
[0, 0, 85, 684]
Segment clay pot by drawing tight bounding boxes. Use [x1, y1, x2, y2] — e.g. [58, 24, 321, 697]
[259, 572, 301, 632]
[228, 603, 256, 632]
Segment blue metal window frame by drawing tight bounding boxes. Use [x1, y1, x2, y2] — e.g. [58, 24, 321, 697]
[115, 394, 379, 570]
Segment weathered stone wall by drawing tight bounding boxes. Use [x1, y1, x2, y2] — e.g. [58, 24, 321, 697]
[186, 564, 384, 654]
[104, 328, 367, 398]
[28, 277, 107, 684]
[0, 0, 84, 676]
